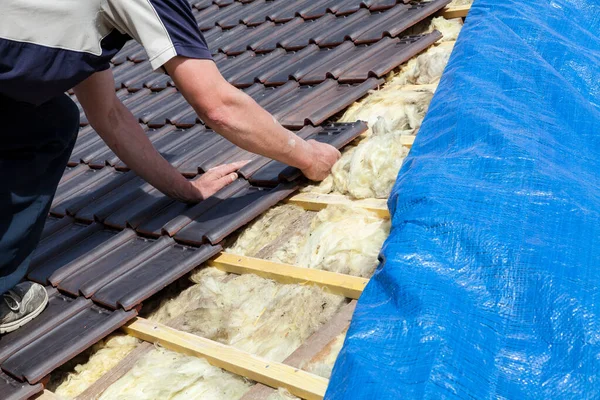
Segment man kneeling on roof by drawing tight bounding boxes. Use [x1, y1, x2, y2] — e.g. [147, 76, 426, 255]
[0, 0, 340, 334]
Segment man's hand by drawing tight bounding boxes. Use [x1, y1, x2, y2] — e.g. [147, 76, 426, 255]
[187, 161, 248, 202]
[301, 140, 341, 181]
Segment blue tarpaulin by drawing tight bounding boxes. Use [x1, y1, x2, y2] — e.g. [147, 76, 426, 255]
[326, 1, 600, 398]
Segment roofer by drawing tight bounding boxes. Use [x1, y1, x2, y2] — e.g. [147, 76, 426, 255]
[0, 0, 340, 334]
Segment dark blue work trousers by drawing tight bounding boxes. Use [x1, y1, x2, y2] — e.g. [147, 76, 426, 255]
[0, 94, 79, 296]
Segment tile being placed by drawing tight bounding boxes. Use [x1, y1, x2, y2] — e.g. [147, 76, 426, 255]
[237, 126, 320, 180]
[1, 302, 135, 384]
[247, 122, 368, 186]
[0, 372, 42, 400]
[175, 134, 248, 176]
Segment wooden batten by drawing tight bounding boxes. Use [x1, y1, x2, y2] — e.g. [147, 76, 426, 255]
[287, 192, 390, 218]
[209, 253, 368, 300]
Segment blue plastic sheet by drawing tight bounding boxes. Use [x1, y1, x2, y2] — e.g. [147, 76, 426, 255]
[326, 1, 600, 398]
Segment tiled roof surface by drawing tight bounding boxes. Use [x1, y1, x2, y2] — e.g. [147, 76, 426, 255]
[3, 0, 450, 397]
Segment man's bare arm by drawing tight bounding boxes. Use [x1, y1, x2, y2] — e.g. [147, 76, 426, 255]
[165, 57, 340, 181]
[73, 69, 244, 203]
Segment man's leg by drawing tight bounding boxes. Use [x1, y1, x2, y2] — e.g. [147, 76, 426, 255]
[0, 94, 79, 332]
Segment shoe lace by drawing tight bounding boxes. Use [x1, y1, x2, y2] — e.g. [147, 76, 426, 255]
[3, 290, 21, 312]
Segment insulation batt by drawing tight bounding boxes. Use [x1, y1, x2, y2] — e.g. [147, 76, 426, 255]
[425, 17, 463, 42]
[229, 204, 389, 278]
[337, 119, 411, 199]
[267, 389, 299, 400]
[294, 205, 390, 278]
[149, 267, 346, 362]
[448, 0, 472, 5]
[53, 334, 139, 398]
[338, 86, 433, 132]
[307, 118, 412, 199]
[407, 16, 464, 43]
[227, 204, 306, 258]
[390, 42, 455, 86]
[99, 348, 251, 400]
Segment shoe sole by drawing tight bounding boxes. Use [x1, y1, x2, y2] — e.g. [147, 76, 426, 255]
[0, 289, 49, 334]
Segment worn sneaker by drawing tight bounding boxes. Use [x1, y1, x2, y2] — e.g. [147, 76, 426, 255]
[0, 282, 48, 334]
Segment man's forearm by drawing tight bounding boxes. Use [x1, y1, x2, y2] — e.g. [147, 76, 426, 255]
[205, 87, 313, 169]
[166, 58, 318, 171]
[87, 98, 197, 202]
[200, 89, 315, 170]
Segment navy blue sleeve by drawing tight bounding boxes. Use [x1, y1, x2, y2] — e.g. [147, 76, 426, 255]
[104, 0, 212, 71]
[149, 0, 212, 62]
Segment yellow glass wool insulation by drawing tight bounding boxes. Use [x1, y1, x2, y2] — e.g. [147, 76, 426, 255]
[267, 389, 299, 400]
[294, 205, 390, 278]
[227, 203, 389, 277]
[148, 267, 346, 363]
[99, 347, 251, 400]
[407, 16, 464, 43]
[305, 118, 412, 199]
[389, 42, 455, 86]
[338, 87, 434, 131]
[53, 334, 140, 398]
[425, 17, 464, 42]
[226, 204, 307, 257]
[448, 0, 472, 5]
[267, 220, 313, 265]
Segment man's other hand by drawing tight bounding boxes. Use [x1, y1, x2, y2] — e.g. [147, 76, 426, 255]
[188, 160, 248, 202]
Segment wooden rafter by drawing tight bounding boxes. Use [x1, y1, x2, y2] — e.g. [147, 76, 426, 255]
[241, 301, 356, 400]
[124, 318, 329, 400]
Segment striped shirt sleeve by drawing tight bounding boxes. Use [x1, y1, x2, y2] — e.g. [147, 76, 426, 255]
[103, 0, 212, 71]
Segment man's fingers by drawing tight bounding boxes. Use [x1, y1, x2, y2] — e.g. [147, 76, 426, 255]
[206, 160, 250, 178]
[213, 172, 238, 190]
